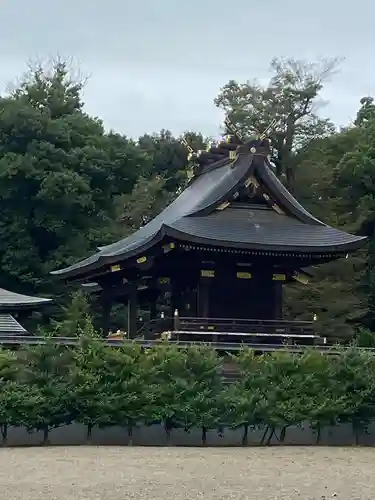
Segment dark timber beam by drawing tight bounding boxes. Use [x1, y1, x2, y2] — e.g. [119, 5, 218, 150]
[127, 284, 138, 339]
[100, 301, 112, 336]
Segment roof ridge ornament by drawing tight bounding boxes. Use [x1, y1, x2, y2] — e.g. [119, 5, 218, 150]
[224, 116, 245, 144]
[259, 118, 278, 140]
[180, 134, 203, 180]
[180, 135, 196, 161]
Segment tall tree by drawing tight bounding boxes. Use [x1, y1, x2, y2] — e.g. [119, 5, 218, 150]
[214, 57, 339, 188]
[283, 119, 367, 339]
[330, 99, 375, 329]
[138, 129, 207, 192]
[0, 60, 149, 303]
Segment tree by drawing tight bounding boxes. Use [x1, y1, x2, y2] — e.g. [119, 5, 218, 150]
[257, 351, 306, 444]
[101, 344, 153, 443]
[0, 349, 20, 444]
[0, 59, 150, 321]
[215, 57, 339, 188]
[144, 344, 223, 444]
[116, 175, 173, 235]
[177, 346, 223, 445]
[329, 104, 375, 330]
[138, 129, 206, 192]
[331, 347, 375, 444]
[68, 335, 111, 442]
[282, 106, 368, 339]
[296, 350, 344, 443]
[225, 351, 267, 445]
[17, 340, 73, 444]
[53, 290, 91, 336]
[355, 97, 375, 127]
[0, 382, 41, 445]
[143, 344, 190, 439]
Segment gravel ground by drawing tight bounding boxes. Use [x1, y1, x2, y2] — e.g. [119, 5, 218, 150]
[0, 446, 373, 500]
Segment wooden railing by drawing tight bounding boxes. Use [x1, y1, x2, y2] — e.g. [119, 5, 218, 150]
[176, 317, 315, 336]
[135, 316, 318, 346]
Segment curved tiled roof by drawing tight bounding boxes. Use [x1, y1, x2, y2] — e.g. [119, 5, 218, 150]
[166, 206, 364, 253]
[0, 288, 51, 311]
[52, 141, 366, 280]
[52, 152, 255, 277]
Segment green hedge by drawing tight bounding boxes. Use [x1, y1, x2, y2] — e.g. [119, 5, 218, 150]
[1, 337, 375, 446]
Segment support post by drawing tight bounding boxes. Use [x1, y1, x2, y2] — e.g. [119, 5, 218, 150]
[198, 279, 210, 318]
[101, 301, 112, 337]
[127, 285, 138, 339]
[273, 282, 283, 319]
[149, 289, 159, 320]
[171, 276, 183, 318]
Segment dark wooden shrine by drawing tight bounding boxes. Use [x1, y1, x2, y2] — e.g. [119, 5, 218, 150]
[52, 136, 366, 347]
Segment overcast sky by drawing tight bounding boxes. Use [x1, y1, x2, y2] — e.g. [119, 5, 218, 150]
[0, 0, 373, 138]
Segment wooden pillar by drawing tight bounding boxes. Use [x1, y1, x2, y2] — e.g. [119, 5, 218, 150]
[150, 301, 157, 320]
[171, 276, 183, 316]
[101, 301, 112, 336]
[127, 285, 138, 339]
[274, 282, 283, 319]
[149, 289, 159, 320]
[198, 280, 210, 318]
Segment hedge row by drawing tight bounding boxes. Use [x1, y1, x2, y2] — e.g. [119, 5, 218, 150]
[1, 335, 375, 446]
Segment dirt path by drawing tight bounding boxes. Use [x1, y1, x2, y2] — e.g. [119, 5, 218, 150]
[0, 446, 373, 499]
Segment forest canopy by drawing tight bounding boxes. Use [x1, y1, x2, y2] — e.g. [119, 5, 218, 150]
[0, 57, 373, 340]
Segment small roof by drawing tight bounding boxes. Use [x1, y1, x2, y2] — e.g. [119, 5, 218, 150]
[0, 314, 27, 335]
[0, 287, 52, 311]
[52, 140, 366, 280]
[81, 282, 102, 293]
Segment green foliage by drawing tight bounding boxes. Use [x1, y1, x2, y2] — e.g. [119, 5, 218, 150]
[52, 290, 91, 336]
[222, 351, 266, 444]
[0, 60, 151, 306]
[17, 341, 74, 443]
[116, 175, 173, 235]
[283, 108, 370, 336]
[138, 129, 206, 192]
[1, 342, 375, 446]
[331, 348, 375, 442]
[143, 344, 223, 443]
[215, 57, 338, 186]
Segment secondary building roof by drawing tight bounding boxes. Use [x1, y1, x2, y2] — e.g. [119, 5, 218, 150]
[0, 313, 27, 335]
[0, 287, 52, 312]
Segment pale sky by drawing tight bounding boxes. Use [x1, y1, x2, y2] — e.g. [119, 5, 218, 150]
[0, 0, 373, 138]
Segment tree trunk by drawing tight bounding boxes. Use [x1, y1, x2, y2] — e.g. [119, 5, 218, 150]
[351, 419, 364, 446]
[201, 426, 207, 445]
[86, 423, 93, 445]
[164, 420, 172, 444]
[242, 425, 249, 446]
[127, 425, 133, 446]
[353, 423, 361, 446]
[279, 426, 287, 443]
[315, 423, 321, 445]
[266, 427, 275, 445]
[1, 424, 8, 446]
[42, 426, 49, 445]
[260, 426, 270, 445]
